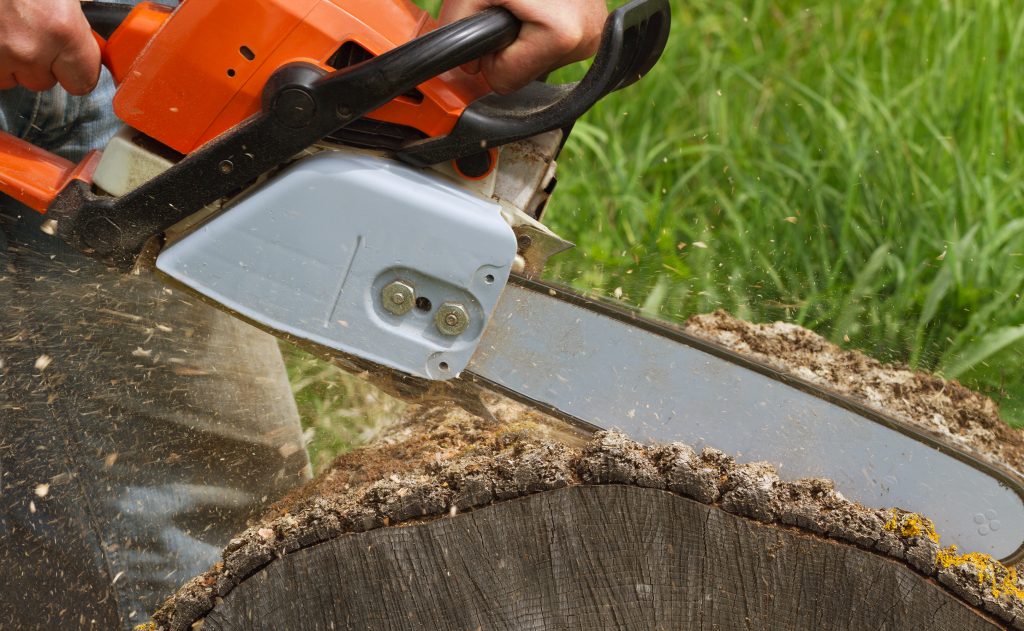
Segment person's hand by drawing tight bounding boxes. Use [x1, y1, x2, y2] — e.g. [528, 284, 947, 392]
[0, 0, 101, 95]
[439, 0, 607, 94]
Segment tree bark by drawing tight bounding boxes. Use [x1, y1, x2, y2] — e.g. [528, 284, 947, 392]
[147, 403, 1024, 631]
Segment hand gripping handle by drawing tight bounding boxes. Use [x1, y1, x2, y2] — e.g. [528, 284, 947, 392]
[395, 0, 672, 166]
[299, 7, 521, 128]
[0, 2, 134, 212]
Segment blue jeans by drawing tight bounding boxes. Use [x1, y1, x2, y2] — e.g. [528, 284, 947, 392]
[0, 40, 310, 630]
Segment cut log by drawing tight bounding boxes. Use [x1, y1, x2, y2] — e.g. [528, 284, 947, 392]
[145, 403, 1024, 631]
[191, 486, 1002, 631]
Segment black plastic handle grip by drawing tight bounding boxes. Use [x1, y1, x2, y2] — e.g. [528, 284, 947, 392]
[396, 0, 671, 167]
[311, 7, 520, 125]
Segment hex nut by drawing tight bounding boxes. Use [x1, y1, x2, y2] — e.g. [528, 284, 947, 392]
[435, 303, 470, 336]
[382, 281, 415, 316]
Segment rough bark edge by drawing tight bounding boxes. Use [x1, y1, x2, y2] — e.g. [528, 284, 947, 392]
[142, 425, 1024, 631]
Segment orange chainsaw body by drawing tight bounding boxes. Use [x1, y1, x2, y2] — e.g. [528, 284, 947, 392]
[110, 0, 489, 156]
[0, 0, 490, 211]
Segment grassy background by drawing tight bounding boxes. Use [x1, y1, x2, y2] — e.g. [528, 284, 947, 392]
[289, 0, 1024, 470]
[547, 0, 1024, 422]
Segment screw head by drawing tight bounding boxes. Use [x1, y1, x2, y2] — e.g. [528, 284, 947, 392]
[516, 234, 533, 252]
[435, 303, 470, 336]
[382, 281, 415, 316]
[274, 88, 317, 128]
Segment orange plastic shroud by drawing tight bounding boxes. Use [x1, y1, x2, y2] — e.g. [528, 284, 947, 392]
[112, 0, 490, 155]
[0, 134, 101, 212]
[0, 0, 491, 212]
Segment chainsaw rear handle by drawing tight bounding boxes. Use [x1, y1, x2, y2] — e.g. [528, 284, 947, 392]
[0, 2, 137, 211]
[397, 0, 672, 167]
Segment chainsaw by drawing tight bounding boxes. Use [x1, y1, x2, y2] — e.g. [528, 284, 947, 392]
[2, 0, 1022, 562]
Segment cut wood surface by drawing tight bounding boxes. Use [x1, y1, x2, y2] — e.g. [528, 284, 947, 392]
[201, 486, 1000, 631]
[145, 402, 1024, 631]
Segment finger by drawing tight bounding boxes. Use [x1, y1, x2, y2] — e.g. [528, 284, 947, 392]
[50, 13, 101, 95]
[12, 68, 58, 93]
[557, 28, 603, 68]
[546, 6, 606, 69]
[482, 23, 565, 93]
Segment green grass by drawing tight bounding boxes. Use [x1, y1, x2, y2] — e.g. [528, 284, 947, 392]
[283, 344, 406, 472]
[290, 0, 1024, 469]
[543, 0, 1024, 425]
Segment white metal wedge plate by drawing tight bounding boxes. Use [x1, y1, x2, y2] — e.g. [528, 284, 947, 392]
[468, 280, 1024, 562]
[156, 151, 517, 380]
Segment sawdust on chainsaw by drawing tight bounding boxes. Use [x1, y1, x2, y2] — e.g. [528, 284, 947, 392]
[684, 311, 1024, 476]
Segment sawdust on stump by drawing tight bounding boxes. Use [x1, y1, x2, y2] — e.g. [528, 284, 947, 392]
[144, 400, 1024, 631]
[684, 311, 1024, 475]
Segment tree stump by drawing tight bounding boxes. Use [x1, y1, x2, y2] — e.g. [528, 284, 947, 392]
[146, 402, 1024, 631]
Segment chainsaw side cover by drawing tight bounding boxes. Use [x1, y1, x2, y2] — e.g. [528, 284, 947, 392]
[155, 151, 516, 380]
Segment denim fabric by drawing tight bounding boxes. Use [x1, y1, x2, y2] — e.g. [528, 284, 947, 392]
[0, 19, 311, 631]
[0, 69, 119, 163]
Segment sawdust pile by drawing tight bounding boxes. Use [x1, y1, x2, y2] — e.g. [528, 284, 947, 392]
[145, 403, 1024, 631]
[684, 311, 1024, 475]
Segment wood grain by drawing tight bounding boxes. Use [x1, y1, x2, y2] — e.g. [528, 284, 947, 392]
[201, 485, 1002, 631]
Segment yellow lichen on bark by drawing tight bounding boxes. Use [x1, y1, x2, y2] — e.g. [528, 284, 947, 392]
[883, 509, 940, 543]
[882, 509, 1024, 600]
[936, 546, 1024, 600]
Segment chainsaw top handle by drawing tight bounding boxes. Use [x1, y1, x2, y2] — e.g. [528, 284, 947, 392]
[396, 0, 671, 167]
[271, 7, 523, 133]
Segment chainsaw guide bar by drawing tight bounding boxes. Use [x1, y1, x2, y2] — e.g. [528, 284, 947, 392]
[466, 277, 1024, 564]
